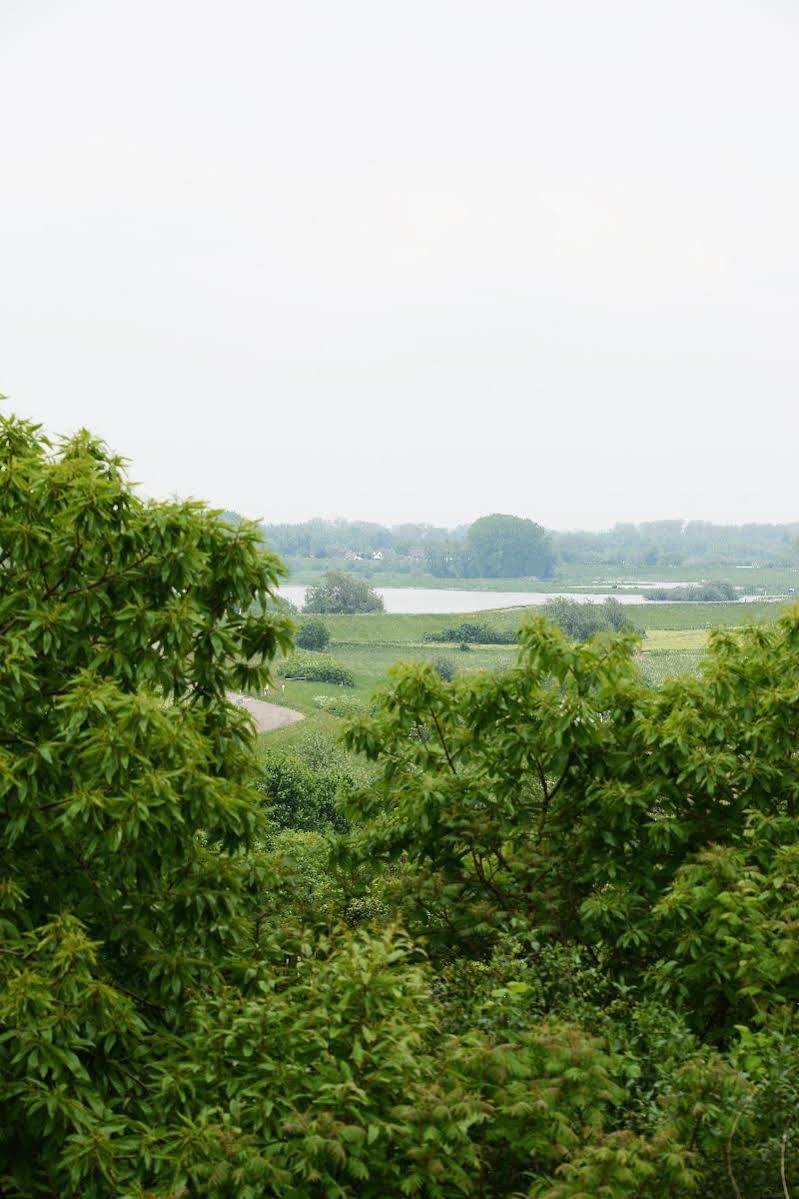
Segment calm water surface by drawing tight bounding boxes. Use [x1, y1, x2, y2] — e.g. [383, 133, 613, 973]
[280, 586, 653, 614]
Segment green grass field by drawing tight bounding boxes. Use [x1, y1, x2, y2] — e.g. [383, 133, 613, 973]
[313, 600, 788, 643]
[284, 556, 799, 596]
[257, 603, 797, 750]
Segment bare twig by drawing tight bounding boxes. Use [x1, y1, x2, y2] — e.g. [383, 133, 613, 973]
[725, 1106, 746, 1199]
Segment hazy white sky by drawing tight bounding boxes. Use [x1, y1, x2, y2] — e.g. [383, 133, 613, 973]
[2, 0, 798, 530]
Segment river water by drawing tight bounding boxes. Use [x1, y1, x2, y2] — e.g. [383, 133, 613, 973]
[280, 585, 653, 615]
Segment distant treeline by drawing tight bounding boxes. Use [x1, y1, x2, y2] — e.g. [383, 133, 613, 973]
[554, 520, 799, 568]
[252, 513, 556, 579]
[222, 512, 799, 576]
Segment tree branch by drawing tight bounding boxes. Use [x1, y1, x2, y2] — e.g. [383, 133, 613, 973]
[428, 707, 458, 775]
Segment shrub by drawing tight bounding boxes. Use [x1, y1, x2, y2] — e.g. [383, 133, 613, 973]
[277, 650, 355, 686]
[304, 569, 384, 613]
[296, 616, 330, 650]
[425, 621, 517, 644]
[257, 749, 349, 832]
[648, 582, 738, 601]
[433, 656, 457, 681]
[542, 596, 636, 641]
[313, 693, 367, 718]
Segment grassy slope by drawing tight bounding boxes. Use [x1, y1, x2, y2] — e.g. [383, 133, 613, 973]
[259, 604, 798, 753]
[318, 601, 786, 643]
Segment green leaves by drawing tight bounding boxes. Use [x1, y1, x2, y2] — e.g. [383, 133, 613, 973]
[7, 409, 799, 1197]
[0, 414, 293, 1194]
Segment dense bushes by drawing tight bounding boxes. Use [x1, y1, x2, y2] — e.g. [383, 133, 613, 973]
[432, 655, 457, 681]
[342, 613, 799, 1194]
[257, 742, 352, 832]
[427, 606, 635, 648]
[648, 581, 738, 601]
[295, 616, 331, 650]
[542, 595, 635, 640]
[277, 650, 355, 686]
[425, 620, 517, 644]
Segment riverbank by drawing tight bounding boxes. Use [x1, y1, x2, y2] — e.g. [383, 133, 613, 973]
[283, 557, 799, 596]
[281, 582, 790, 619]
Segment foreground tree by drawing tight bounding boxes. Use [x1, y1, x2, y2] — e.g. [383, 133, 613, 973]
[303, 569, 384, 614]
[7, 411, 799, 1197]
[345, 613, 799, 1194]
[0, 415, 668, 1198]
[345, 614, 799, 1012]
[0, 414, 647, 1199]
[0, 414, 297, 1189]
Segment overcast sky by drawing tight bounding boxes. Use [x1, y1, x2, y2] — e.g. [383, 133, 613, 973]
[2, 1, 798, 530]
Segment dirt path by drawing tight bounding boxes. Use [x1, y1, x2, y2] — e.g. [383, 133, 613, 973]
[227, 693, 304, 732]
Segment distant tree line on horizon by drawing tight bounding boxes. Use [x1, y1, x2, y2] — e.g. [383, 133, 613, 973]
[217, 512, 799, 577]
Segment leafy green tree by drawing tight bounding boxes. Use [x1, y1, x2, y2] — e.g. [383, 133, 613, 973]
[9, 410, 799, 1198]
[257, 748, 350, 832]
[345, 611, 799, 1033]
[303, 570, 384, 614]
[0, 414, 294, 1192]
[4, 415, 663, 1198]
[466, 514, 555, 578]
[295, 615, 331, 650]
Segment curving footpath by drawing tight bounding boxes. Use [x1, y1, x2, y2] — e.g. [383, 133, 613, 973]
[227, 692, 304, 733]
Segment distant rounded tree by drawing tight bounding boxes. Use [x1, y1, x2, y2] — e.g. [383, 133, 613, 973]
[303, 570, 384, 614]
[466, 514, 555, 578]
[295, 616, 331, 651]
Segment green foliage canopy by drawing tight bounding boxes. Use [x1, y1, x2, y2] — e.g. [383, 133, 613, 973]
[345, 613, 799, 1033]
[6, 410, 799, 1198]
[0, 414, 295, 1193]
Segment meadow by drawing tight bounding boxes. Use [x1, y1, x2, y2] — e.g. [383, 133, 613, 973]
[284, 555, 799, 596]
[262, 600, 794, 749]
